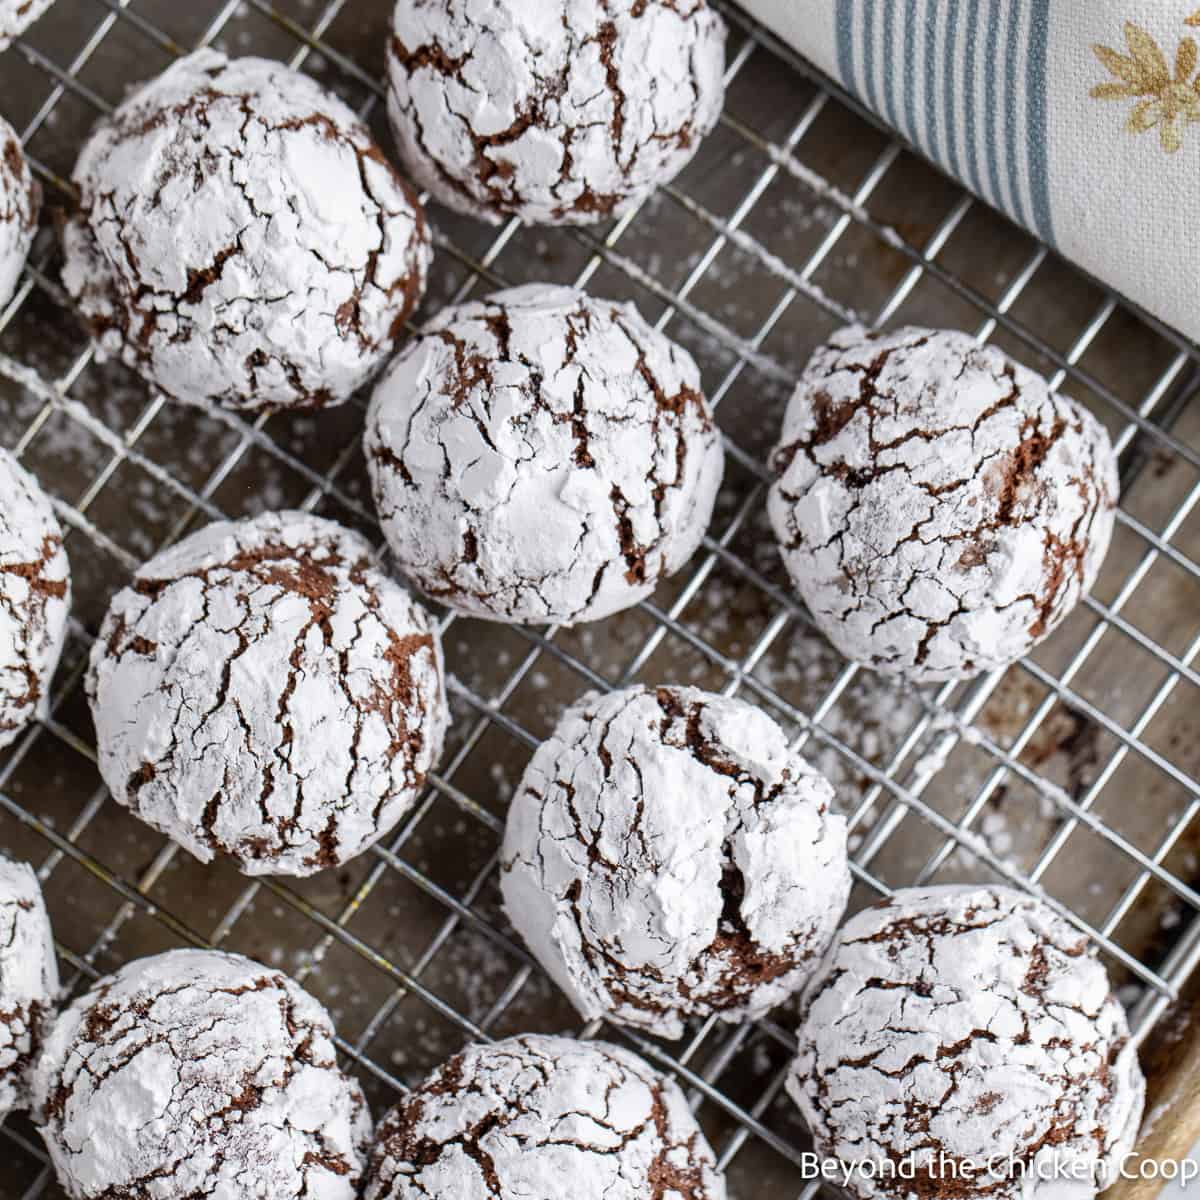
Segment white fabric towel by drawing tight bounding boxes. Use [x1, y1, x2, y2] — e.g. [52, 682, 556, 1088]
[739, 1, 1200, 345]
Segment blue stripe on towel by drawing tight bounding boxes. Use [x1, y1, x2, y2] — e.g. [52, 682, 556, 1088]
[943, 0, 963, 180]
[903, 0, 919, 147]
[835, 0, 856, 98]
[863, 0, 881, 115]
[881, 0, 900, 130]
[963, 0, 985, 199]
[836, 0, 1052, 245]
[1026, 0, 1055, 243]
[1003, 1, 1027, 226]
[924, 0, 941, 161]
[982, 0, 1006, 213]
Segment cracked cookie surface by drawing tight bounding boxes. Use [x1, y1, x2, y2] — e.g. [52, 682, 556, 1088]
[0, 116, 39, 311]
[0, 449, 70, 751]
[502, 685, 849, 1040]
[33, 949, 371, 1200]
[385, 0, 726, 225]
[87, 510, 448, 877]
[0, 0, 54, 49]
[62, 49, 431, 413]
[789, 885, 1145, 1200]
[0, 854, 58, 1121]
[365, 1033, 726, 1200]
[768, 326, 1120, 682]
[365, 283, 725, 626]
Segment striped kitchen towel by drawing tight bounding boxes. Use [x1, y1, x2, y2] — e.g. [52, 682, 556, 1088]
[739, 1, 1200, 346]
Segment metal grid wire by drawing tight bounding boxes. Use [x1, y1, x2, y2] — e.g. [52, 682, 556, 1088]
[2, 1, 1200, 1196]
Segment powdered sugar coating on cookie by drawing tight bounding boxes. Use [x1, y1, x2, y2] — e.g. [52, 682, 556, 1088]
[365, 283, 725, 626]
[87, 511, 447, 877]
[0, 449, 70, 750]
[0, 117, 39, 311]
[62, 49, 431, 413]
[33, 949, 371, 1200]
[768, 326, 1119, 681]
[0, 0, 55, 49]
[0, 855, 58, 1120]
[366, 1034, 726, 1200]
[502, 685, 849, 1040]
[789, 885, 1145, 1200]
[386, 0, 726, 226]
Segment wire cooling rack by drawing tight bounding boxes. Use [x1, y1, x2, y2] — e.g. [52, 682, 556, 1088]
[3, 1, 1200, 1197]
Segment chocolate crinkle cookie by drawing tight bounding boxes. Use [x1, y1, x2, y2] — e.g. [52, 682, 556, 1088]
[365, 1034, 727, 1200]
[365, 284, 725, 625]
[789, 885, 1145, 1200]
[87, 511, 448, 877]
[62, 49, 431, 413]
[768, 326, 1119, 681]
[0, 116, 39, 311]
[0, 449, 70, 751]
[386, 0, 726, 225]
[0, 854, 58, 1121]
[0, 0, 55, 49]
[502, 685, 849, 1040]
[33, 949, 371, 1200]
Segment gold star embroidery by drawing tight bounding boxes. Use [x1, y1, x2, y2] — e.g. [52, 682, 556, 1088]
[1091, 20, 1200, 152]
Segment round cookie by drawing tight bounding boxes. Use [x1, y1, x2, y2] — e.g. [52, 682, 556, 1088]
[0, 116, 39, 311]
[386, 0, 727, 226]
[768, 326, 1119, 681]
[365, 1034, 727, 1200]
[0, 0, 55, 49]
[62, 49, 431, 413]
[502, 685, 849, 1039]
[789, 885, 1145, 1200]
[87, 511, 447, 877]
[365, 284, 725, 625]
[0, 449, 70, 750]
[33, 949, 371, 1200]
[0, 854, 58, 1121]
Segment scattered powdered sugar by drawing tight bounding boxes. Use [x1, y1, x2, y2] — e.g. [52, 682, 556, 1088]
[768, 326, 1119, 681]
[978, 810, 1014, 856]
[365, 1034, 727, 1200]
[909, 710, 960, 785]
[747, 608, 928, 802]
[365, 283, 725, 626]
[386, 0, 726, 225]
[87, 510, 448, 877]
[789, 885, 1145, 1200]
[0, 116, 38, 311]
[32, 949, 372, 1200]
[0, 448, 70, 750]
[62, 49, 431, 413]
[501, 685, 850, 1040]
[0, 0, 54, 49]
[0, 854, 58, 1120]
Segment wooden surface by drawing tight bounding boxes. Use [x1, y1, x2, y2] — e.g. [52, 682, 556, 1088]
[1110, 998, 1200, 1200]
